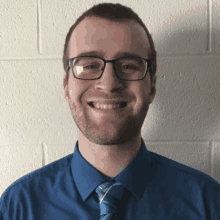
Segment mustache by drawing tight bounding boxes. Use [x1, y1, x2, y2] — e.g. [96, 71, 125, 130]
[86, 92, 132, 100]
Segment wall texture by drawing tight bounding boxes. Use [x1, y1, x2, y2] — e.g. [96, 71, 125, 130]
[0, 0, 220, 195]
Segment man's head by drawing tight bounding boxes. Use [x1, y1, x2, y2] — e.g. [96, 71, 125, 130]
[63, 3, 157, 83]
[63, 3, 157, 145]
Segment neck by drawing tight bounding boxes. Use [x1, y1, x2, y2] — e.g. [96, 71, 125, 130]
[78, 132, 142, 178]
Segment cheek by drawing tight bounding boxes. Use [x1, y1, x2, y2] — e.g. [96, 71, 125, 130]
[142, 78, 152, 98]
[130, 81, 151, 102]
[68, 79, 85, 102]
[67, 79, 94, 108]
[68, 83, 78, 103]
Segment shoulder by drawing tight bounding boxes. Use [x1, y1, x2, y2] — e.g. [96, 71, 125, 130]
[0, 153, 73, 215]
[149, 150, 220, 195]
[142, 151, 220, 218]
[149, 150, 219, 182]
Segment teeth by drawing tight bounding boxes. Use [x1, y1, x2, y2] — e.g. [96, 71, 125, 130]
[93, 103, 122, 109]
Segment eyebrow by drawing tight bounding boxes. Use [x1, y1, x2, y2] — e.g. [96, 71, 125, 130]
[75, 51, 144, 59]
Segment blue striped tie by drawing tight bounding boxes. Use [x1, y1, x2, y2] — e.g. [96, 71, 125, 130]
[96, 179, 125, 220]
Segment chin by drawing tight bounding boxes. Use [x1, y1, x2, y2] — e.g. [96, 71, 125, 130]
[83, 127, 139, 146]
[87, 137, 126, 146]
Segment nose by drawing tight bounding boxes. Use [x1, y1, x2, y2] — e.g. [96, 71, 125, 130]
[94, 63, 124, 93]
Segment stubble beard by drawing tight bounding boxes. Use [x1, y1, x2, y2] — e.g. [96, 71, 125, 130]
[69, 101, 149, 146]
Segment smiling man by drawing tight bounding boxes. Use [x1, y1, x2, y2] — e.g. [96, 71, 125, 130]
[1, 3, 220, 220]
[63, 15, 156, 178]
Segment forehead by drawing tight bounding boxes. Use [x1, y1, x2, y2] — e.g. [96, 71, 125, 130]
[68, 17, 151, 59]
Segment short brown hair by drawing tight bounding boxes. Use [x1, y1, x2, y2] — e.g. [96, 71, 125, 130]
[63, 3, 157, 82]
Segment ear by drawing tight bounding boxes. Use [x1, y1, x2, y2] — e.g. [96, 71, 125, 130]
[63, 74, 69, 101]
[150, 75, 157, 103]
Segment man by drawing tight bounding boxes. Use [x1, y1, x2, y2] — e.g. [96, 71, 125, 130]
[0, 3, 220, 220]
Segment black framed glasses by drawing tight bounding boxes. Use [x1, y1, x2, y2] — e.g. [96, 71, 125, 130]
[67, 56, 152, 81]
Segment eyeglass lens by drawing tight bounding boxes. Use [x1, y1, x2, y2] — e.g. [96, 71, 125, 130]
[71, 57, 148, 80]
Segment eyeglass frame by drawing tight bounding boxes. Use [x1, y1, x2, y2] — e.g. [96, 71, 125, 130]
[66, 56, 152, 81]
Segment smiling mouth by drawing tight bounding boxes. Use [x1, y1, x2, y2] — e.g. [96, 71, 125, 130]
[88, 102, 127, 109]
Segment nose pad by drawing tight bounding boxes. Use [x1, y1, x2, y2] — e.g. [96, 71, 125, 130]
[95, 63, 124, 92]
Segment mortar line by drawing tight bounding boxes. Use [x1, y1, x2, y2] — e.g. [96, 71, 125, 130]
[143, 140, 210, 143]
[208, 0, 213, 53]
[41, 142, 45, 167]
[0, 57, 61, 61]
[37, 0, 42, 54]
[1, 54, 220, 61]
[210, 141, 213, 178]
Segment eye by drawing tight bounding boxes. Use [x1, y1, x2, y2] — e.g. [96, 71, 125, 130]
[84, 65, 97, 69]
[122, 65, 138, 70]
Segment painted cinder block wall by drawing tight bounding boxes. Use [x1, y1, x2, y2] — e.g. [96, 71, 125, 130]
[0, 0, 220, 195]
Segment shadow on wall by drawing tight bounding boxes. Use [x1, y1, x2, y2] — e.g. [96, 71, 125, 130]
[141, 11, 220, 176]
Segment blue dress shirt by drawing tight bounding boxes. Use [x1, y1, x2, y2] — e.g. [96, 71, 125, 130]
[1, 140, 220, 219]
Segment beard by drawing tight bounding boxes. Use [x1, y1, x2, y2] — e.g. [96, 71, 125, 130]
[68, 101, 149, 145]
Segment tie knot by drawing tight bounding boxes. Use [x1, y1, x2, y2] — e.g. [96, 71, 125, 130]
[96, 180, 125, 219]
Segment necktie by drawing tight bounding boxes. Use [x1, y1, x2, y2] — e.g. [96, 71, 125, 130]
[96, 179, 125, 220]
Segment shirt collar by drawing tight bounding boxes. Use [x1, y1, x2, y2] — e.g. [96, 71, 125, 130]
[71, 139, 152, 201]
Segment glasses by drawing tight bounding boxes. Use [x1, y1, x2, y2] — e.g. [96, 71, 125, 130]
[67, 56, 152, 81]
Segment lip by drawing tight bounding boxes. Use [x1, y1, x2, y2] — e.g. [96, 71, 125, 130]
[87, 100, 129, 112]
[89, 102, 126, 108]
[88, 104, 127, 114]
[87, 99, 127, 105]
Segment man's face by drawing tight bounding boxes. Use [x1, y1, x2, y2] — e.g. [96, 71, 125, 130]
[63, 17, 156, 145]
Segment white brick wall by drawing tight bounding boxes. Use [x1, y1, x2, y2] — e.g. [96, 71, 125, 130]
[0, 0, 220, 195]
